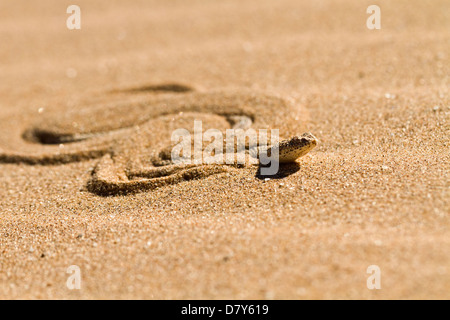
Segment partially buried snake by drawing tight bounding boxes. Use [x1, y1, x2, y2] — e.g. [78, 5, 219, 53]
[0, 87, 317, 195]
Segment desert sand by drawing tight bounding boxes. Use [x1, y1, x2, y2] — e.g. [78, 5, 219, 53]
[0, 0, 448, 299]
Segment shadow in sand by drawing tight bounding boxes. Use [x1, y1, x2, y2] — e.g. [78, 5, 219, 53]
[113, 83, 195, 94]
[255, 162, 301, 180]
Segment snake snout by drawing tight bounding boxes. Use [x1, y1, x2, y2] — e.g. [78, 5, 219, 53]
[301, 132, 318, 147]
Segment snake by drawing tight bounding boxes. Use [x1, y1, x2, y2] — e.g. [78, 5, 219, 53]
[0, 87, 318, 195]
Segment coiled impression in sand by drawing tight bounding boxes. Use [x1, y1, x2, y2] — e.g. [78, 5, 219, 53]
[0, 85, 317, 196]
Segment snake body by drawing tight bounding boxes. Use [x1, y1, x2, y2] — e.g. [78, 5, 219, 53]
[0, 89, 317, 195]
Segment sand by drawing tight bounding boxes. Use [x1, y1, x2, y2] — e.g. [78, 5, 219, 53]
[0, 0, 449, 299]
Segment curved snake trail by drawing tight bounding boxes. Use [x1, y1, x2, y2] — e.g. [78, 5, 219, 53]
[0, 88, 317, 196]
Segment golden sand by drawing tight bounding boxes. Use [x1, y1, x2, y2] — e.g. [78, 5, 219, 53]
[0, 0, 448, 299]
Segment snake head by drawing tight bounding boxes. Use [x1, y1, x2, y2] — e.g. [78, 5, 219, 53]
[272, 132, 318, 163]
